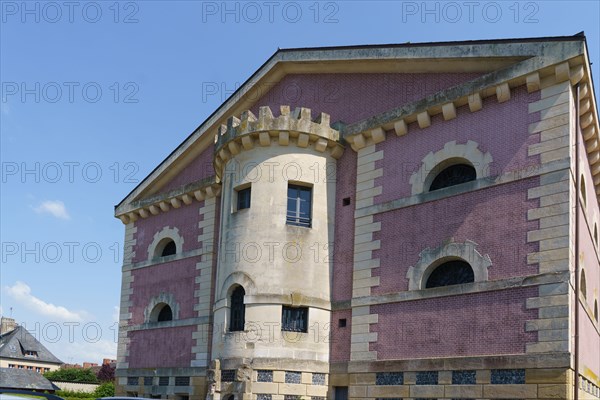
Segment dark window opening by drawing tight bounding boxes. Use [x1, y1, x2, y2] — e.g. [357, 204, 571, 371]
[594, 300, 598, 321]
[594, 224, 598, 246]
[343, 197, 351, 206]
[338, 318, 347, 328]
[175, 376, 189, 386]
[426, 260, 474, 289]
[157, 305, 173, 322]
[158, 377, 169, 386]
[161, 240, 176, 257]
[334, 387, 348, 400]
[287, 184, 312, 227]
[237, 187, 251, 210]
[229, 286, 245, 332]
[143, 377, 153, 386]
[581, 269, 587, 299]
[429, 164, 476, 191]
[282, 306, 308, 332]
[221, 370, 235, 382]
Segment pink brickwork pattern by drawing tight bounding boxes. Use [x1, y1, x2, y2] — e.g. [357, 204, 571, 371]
[130, 259, 199, 324]
[332, 150, 357, 302]
[251, 73, 482, 125]
[371, 177, 540, 295]
[128, 326, 195, 368]
[374, 86, 541, 202]
[370, 287, 538, 359]
[159, 143, 215, 193]
[330, 309, 352, 362]
[132, 201, 204, 263]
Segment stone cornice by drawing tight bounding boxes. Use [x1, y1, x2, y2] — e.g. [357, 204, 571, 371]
[115, 176, 221, 224]
[213, 105, 344, 181]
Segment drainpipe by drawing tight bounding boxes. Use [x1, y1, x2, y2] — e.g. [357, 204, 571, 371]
[574, 82, 580, 400]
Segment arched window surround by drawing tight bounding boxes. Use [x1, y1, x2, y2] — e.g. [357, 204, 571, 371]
[407, 240, 491, 290]
[144, 293, 180, 323]
[147, 226, 185, 260]
[409, 140, 493, 195]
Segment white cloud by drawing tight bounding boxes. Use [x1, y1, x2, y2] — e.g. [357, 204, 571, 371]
[112, 306, 119, 323]
[5, 281, 83, 321]
[34, 200, 70, 220]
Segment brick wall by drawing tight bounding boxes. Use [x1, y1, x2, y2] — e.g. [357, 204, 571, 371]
[370, 287, 538, 359]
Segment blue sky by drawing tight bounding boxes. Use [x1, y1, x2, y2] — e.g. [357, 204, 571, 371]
[1, 0, 599, 364]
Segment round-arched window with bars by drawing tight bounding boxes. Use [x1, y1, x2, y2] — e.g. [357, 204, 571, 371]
[426, 260, 475, 289]
[429, 164, 476, 191]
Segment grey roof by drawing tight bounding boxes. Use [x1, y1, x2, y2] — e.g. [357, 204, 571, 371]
[0, 368, 60, 390]
[0, 326, 62, 365]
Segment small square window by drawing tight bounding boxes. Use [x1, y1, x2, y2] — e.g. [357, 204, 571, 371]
[282, 306, 308, 332]
[342, 197, 351, 206]
[338, 318, 347, 327]
[237, 187, 251, 211]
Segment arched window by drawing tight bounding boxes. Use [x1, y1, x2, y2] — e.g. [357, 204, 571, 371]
[429, 164, 476, 191]
[580, 269, 587, 299]
[229, 286, 245, 332]
[157, 305, 173, 321]
[425, 260, 475, 289]
[580, 175, 587, 206]
[161, 240, 176, 257]
[150, 303, 173, 322]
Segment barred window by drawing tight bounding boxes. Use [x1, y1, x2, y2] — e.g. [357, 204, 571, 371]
[312, 373, 326, 385]
[127, 377, 138, 386]
[429, 164, 476, 191]
[287, 184, 312, 227]
[416, 371, 438, 385]
[285, 371, 302, 384]
[376, 372, 403, 385]
[284, 396, 300, 400]
[452, 370, 476, 385]
[257, 370, 273, 382]
[158, 376, 169, 386]
[490, 369, 525, 384]
[426, 260, 474, 288]
[175, 376, 189, 386]
[222, 370, 235, 382]
[143, 377, 153, 386]
[256, 395, 272, 400]
[282, 307, 308, 332]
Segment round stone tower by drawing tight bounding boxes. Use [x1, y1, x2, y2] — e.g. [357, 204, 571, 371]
[210, 105, 344, 399]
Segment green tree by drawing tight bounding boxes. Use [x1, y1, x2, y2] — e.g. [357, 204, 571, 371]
[44, 368, 99, 383]
[93, 382, 115, 398]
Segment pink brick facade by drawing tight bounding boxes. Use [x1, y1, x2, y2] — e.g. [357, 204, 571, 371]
[115, 38, 600, 400]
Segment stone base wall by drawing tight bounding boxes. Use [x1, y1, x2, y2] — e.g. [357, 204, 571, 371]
[116, 369, 207, 400]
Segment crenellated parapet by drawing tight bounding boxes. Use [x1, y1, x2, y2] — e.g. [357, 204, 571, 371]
[213, 105, 344, 180]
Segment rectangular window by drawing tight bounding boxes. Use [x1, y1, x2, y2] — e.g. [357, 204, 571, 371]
[257, 370, 273, 382]
[174, 376, 189, 386]
[158, 376, 169, 386]
[127, 377, 139, 386]
[282, 306, 308, 332]
[285, 371, 302, 384]
[312, 373, 326, 385]
[237, 187, 251, 211]
[286, 184, 312, 227]
[416, 371, 438, 385]
[375, 372, 404, 385]
[452, 370, 476, 385]
[144, 377, 153, 386]
[490, 369, 525, 384]
[221, 370, 235, 382]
